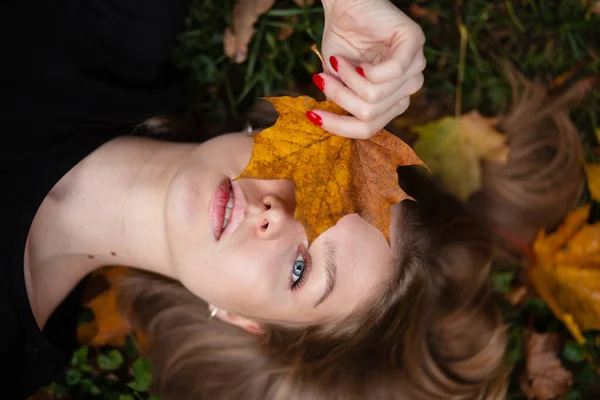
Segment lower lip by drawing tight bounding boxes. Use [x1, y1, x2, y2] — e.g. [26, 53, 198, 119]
[210, 179, 246, 241]
[210, 178, 231, 240]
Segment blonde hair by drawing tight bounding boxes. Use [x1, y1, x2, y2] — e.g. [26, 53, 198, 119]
[119, 77, 584, 400]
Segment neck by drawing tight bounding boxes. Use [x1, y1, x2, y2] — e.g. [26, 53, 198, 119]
[25, 136, 195, 327]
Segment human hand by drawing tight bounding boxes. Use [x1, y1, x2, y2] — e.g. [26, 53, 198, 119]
[307, 0, 426, 139]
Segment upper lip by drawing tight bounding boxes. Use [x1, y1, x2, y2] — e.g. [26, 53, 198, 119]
[219, 179, 246, 241]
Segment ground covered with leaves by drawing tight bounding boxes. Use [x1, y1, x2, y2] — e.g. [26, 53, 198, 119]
[38, 1, 600, 399]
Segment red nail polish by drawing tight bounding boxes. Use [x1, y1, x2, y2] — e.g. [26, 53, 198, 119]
[356, 66, 365, 77]
[306, 111, 322, 126]
[312, 74, 325, 91]
[329, 56, 338, 72]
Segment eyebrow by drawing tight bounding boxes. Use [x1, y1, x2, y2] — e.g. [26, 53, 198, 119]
[314, 240, 337, 308]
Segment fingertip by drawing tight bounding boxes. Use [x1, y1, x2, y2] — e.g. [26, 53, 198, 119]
[329, 56, 339, 73]
[356, 66, 365, 77]
[312, 73, 325, 91]
[306, 110, 323, 127]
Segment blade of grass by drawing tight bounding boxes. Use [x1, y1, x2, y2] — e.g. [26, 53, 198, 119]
[245, 19, 267, 86]
[456, 23, 468, 118]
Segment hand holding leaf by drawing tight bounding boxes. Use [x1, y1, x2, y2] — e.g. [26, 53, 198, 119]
[238, 96, 425, 243]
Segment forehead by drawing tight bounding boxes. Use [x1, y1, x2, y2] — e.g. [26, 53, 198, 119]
[310, 213, 395, 318]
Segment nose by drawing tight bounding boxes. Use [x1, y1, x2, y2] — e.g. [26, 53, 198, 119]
[256, 194, 294, 239]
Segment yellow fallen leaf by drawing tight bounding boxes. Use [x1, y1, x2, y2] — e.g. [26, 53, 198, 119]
[239, 96, 426, 243]
[78, 267, 133, 347]
[562, 223, 600, 256]
[82, 288, 132, 347]
[585, 163, 600, 202]
[460, 111, 507, 163]
[529, 264, 600, 333]
[533, 205, 590, 261]
[528, 267, 586, 345]
[224, 0, 275, 63]
[553, 222, 600, 265]
[411, 111, 508, 201]
[76, 321, 98, 345]
[529, 205, 600, 345]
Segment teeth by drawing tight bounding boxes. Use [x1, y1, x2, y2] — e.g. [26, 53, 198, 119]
[221, 188, 234, 232]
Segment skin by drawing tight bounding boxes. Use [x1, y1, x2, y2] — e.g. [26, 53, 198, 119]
[25, 133, 398, 330]
[315, 0, 426, 138]
[23, 0, 424, 332]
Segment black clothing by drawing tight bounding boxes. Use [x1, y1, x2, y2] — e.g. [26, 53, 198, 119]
[0, 0, 190, 397]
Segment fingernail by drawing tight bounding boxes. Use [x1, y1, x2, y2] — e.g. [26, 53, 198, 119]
[306, 111, 322, 126]
[356, 66, 365, 77]
[312, 74, 325, 91]
[329, 56, 338, 72]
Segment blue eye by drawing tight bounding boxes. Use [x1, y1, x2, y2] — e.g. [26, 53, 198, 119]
[292, 255, 305, 283]
[291, 249, 310, 291]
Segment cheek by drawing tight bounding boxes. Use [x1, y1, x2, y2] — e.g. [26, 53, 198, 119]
[202, 133, 254, 177]
[201, 248, 277, 313]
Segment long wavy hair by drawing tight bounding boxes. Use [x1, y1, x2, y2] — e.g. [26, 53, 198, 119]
[118, 76, 584, 400]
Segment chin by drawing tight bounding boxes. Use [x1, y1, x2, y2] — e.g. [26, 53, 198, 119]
[163, 161, 215, 260]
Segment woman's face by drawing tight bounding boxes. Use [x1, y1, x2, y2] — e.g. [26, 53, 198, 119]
[165, 133, 396, 324]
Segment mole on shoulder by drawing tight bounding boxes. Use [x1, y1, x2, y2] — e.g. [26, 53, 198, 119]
[110, 251, 117, 256]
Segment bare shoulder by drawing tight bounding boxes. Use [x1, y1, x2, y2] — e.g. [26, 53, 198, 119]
[47, 136, 160, 201]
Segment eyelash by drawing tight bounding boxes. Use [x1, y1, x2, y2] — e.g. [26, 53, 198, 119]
[291, 245, 311, 291]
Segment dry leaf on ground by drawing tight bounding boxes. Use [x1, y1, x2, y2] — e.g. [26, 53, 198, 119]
[409, 4, 441, 24]
[529, 205, 600, 344]
[505, 285, 529, 306]
[520, 329, 573, 400]
[533, 205, 590, 260]
[292, 0, 315, 6]
[585, 163, 600, 202]
[224, 0, 275, 63]
[77, 267, 132, 347]
[277, 16, 298, 40]
[239, 96, 425, 243]
[411, 110, 508, 201]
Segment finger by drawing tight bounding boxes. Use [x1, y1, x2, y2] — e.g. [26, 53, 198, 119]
[360, 27, 426, 83]
[316, 72, 423, 123]
[308, 97, 411, 139]
[334, 54, 423, 105]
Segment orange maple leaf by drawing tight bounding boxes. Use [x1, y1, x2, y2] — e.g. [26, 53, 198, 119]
[238, 96, 426, 243]
[77, 267, 133, 347]
[529, 205, 600, 345]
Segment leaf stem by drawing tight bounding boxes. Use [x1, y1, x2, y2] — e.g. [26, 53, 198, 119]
[310, 44, 330, 74]
[456, 23, 468, 118]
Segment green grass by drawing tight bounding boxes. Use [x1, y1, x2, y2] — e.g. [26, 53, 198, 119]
[173, 0, 599, 144]
[172, 0, 324, 123]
